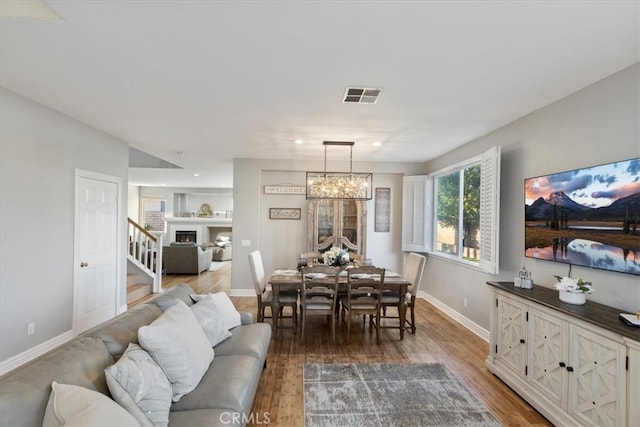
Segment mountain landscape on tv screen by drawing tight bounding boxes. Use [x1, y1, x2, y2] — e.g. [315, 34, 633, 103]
[524, 158, 640, 276]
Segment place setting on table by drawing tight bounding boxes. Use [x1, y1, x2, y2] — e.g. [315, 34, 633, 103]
[268, 247, 411, 339]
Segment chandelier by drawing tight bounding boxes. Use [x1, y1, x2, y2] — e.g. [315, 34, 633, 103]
[306, 141, 373, 200]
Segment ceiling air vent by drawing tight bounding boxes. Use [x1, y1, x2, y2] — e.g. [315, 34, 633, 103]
[343, 87, 381, 104]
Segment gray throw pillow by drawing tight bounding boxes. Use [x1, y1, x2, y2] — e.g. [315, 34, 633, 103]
[105, 343, 172, 427]
[42, 382, 140, 427]
[191, 298, 232, 346]
[138, 300, 214, 402]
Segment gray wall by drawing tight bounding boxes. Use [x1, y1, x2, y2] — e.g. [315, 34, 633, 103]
[231, 158, 424, 293]
[422, 63, 640, 329]
[0, 88, 129, 362]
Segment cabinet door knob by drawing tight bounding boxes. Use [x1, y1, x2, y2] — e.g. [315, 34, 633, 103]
[559, 362, 566, 368]
[519, 339, 525, 344]
[566, 366, 574, 372]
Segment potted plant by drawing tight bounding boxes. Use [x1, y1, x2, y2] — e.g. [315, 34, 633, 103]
[553, 275, 594, 305]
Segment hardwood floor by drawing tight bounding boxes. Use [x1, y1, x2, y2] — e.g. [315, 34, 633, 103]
[131, 264, 551, 427]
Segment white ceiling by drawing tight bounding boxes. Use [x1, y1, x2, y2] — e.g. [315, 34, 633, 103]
[1, 1, 638, 188]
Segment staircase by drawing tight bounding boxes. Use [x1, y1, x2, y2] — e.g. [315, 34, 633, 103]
[127, 218, 163, 304]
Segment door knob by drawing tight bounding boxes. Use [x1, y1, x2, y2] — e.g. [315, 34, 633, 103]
[80, 262, 88, 268]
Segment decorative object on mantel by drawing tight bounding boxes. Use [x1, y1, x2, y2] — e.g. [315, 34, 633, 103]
[323, 246, 350, 267]
[554, 275, 594, 305]
[197, 203, 213, 217]
[269, 208, 301, 220]
[514, 265, 533, 289]
[264, 184, 306, 195]
[306, 141, 373, 200]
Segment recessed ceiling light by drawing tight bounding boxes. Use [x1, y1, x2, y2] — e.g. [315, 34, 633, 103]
[194, 173, 200, 177]
[294, 139, 304, 145]
[373, 141, 382, 147]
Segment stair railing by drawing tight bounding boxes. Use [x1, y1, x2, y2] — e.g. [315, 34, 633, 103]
[127, 218, 163, 293]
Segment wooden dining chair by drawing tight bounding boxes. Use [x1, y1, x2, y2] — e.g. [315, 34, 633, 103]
[379, 252, 426, 334]
[298, 251, 323, 269]
[300, 265, 339, 343]
[341, 266, 385, 344]
[248, 250, 298, 333]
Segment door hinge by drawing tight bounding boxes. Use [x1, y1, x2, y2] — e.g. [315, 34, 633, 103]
[626, 355, 629, 371]
[495, 298, 498, 308]
[495, 344, 498, 354]
[526, 311, 529, 322]
[525, 365, 528, 376]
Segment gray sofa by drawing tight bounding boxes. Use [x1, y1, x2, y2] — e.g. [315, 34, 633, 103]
[164, 242, 213, 274]
[0, 284, 271, 426]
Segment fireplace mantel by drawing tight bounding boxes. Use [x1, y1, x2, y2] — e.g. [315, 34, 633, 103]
[166, 217, 232, 244]
[166, 217, 232, 226]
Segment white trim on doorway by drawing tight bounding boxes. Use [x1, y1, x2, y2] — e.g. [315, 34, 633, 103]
[73, 169, 123, 335]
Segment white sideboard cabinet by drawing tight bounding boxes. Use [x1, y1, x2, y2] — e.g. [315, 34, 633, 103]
[486, 281, 640, 427]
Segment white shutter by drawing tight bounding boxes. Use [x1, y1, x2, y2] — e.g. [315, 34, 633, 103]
[402, 175, 431, 252]
[479, 145, 501, 274]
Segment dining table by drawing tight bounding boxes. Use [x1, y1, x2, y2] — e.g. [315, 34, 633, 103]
[268, 267, 412, 339]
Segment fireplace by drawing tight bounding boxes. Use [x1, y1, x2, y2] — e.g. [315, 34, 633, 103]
[176, 230, 197, 243]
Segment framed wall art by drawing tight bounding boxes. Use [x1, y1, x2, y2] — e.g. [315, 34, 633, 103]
[269, 208, 301, 220]
[375, 187, 391, 232]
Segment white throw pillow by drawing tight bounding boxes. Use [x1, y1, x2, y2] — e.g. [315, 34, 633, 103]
[191, 292, 241, 330]
[42, 381, 140, 427]
[191, 298, 232, 346]
[105, 343, 172, 427]
[138, 300, 214, 402]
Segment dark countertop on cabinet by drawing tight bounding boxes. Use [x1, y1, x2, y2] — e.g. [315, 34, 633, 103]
[487, 281, 640, 343]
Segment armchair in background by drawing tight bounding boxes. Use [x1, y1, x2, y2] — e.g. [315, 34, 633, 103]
[163, 242, 212, 274]
[210, 231, 232, 261]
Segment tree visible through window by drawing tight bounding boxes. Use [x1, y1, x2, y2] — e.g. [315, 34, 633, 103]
[435, 164, 481, 263]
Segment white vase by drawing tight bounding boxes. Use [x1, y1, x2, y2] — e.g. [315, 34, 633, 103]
[558, 290, 586, 305]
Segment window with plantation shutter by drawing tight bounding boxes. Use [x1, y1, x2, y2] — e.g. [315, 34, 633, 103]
[479, 146, 500, 274]
[402, 175, 430, 252]
[402, 146, 500, 273]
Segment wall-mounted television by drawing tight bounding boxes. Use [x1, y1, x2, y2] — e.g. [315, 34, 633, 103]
[525, 157, 640, 276]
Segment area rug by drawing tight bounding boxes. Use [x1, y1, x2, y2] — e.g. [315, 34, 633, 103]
[303, 363, 501, 427]
[208, 261, 230, 272]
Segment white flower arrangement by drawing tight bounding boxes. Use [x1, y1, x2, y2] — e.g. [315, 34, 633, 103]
[553, 275, 594, 294]
[323, 246, 350, 267]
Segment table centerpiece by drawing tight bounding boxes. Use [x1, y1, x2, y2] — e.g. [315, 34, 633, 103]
[323, 246, 350, 268]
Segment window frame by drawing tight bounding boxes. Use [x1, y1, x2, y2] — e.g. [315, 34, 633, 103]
[431, 157, 482, 267]
[401, 145, 500, 274]
[140, 198, 167, 233]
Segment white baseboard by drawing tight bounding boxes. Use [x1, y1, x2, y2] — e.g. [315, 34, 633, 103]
[117, 304, 128, 315]
[0, 330, 75, 376]
[230, 289, 255, 297]
[417, 291, 489, 342]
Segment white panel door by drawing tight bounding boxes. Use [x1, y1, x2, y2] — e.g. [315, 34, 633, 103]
[75, 175, 118, 333]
